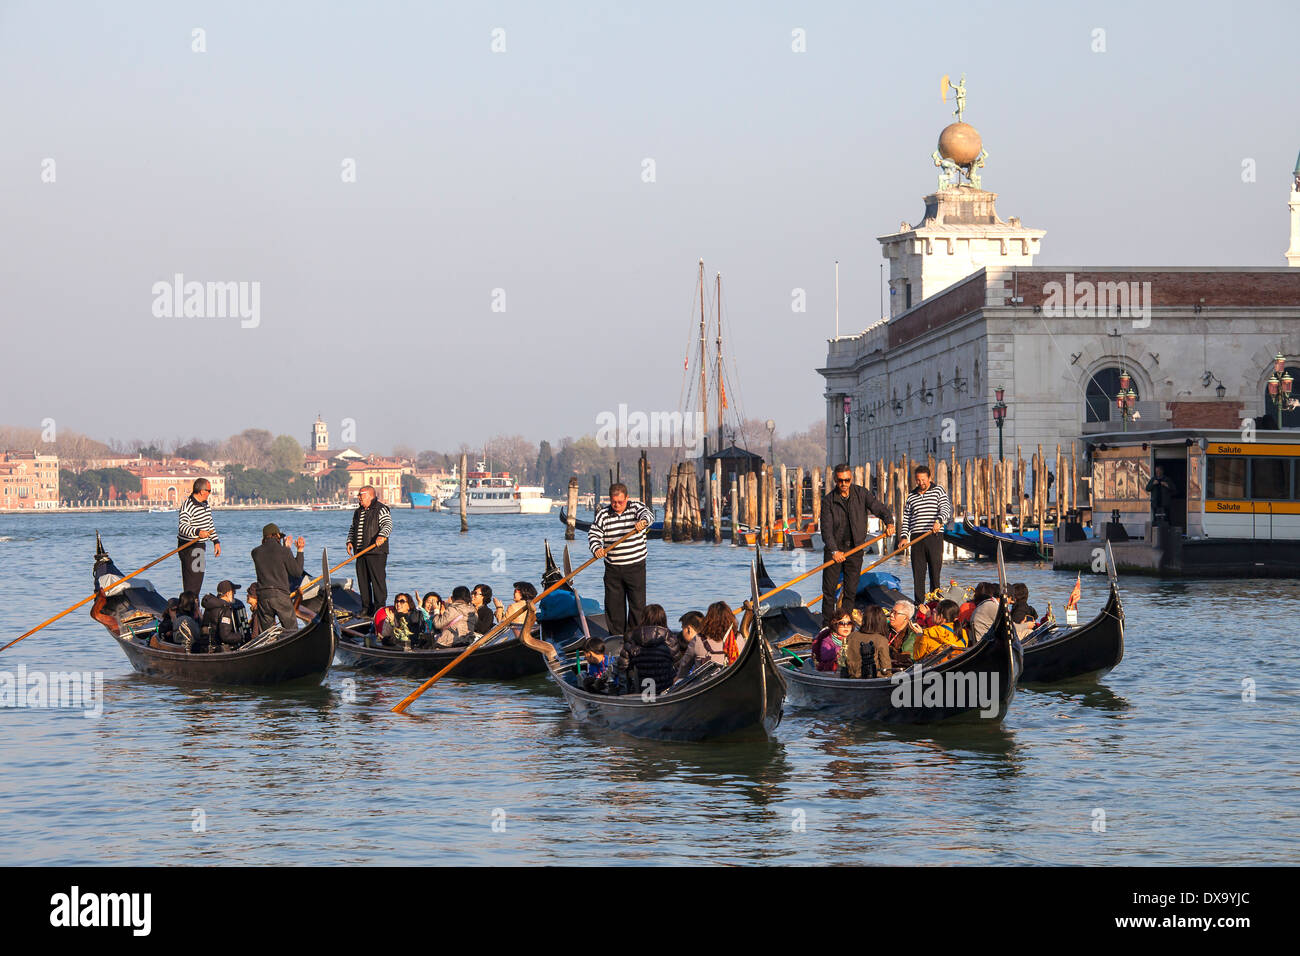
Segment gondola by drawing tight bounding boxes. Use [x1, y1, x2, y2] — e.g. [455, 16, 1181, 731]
[89, 533, 336, 686]
[1019, 541, 1125, 683]
[774, 542, 1022, 724]
[520, 560, 786, 741]
[330, 544, 592, 680]
[947, 518, 1046, 561]
[753, 551, 908, 649]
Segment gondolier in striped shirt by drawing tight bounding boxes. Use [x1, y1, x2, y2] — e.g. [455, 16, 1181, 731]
[347, 484, 392, 616]
[897, 464, 952, 606]
[587, 482, 653, 637]
[177, 478, 221, 598]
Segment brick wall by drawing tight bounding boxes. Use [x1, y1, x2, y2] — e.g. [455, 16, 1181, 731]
[1166, 401, 1245, 429]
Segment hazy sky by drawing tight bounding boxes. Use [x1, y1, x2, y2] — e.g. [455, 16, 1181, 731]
[3, 1, 1297, 454]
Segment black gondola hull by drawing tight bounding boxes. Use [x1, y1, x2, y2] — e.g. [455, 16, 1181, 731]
[334, 633, 547, 679]
[1020, 585, 1125, 683]
[546, 630, 786, 741]
[781, 624, 1022, 724]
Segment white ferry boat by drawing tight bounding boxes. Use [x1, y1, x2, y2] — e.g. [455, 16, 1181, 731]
[435, 463, 554, 515]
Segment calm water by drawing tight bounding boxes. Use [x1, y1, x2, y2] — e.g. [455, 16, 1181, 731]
[1, 509, 1297, 865]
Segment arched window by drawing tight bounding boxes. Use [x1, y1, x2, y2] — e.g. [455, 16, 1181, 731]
[1262, 366, 1300, 429]
[1085, 368, 1139, 424]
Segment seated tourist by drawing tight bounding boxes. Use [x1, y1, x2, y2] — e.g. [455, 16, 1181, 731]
[580, 636, 618, 694]
[503, 581, 538, 634]
[912, 599, 966, 661]
[200, 580, 246, 653]
[811, 604, 856, 672]
[673, 610, 706, 681]
[244, 583, 262, 642]
[1009, 582, 1039, 640]
[373, 604, 397, 646]
[433, 586, 476, 646]
[887, 598, 920, 661]
[170, 591, 202, 652]
[420, 592, 442, 632]
[699, 601, 743, 666]
[390, 593, 423, 649]
[616, 604, 678, 696]
[968, 583, 1002, 643]
[844, 604, 893, 679]
[470, 584, 500, 635]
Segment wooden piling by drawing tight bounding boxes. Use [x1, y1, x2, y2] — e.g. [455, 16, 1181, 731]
[459, 452, 468, 533]
[565, 477, 578, 540]
[730, 472, 740, 545]
[810, 467, 822, 532]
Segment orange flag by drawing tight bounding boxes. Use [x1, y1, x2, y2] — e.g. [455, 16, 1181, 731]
[1066, 573, 1081, 610]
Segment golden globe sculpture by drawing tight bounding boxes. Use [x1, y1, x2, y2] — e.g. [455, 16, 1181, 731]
[937, 122, 982, 167]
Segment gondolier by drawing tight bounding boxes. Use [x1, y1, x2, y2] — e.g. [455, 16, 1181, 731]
[587, 482, 652, 637]
[819, 463, 894, 626]
[898, 464, 952, 606]
[177, 478, 220, 597]
[347, 485, 391, 617]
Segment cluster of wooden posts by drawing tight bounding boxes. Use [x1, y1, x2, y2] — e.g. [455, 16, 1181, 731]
[554, 442, 1083, 545]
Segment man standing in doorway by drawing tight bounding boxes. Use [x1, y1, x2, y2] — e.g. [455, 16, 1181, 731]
[819, 463, 894, 627]
[588, 482, 653, 637]
[1145, 466, 1177, 524]
[898, 464, 952, 606]
[177, 478, 220, 598]
[347, 484, 391, 616]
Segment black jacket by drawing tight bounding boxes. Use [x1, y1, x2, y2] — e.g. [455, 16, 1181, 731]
[251, 539, 305, 592]
[201, 594, 247, 648]
[820, 485, 892, 553]
[617, 625, 678, 694]
[474, 605, 495, 635]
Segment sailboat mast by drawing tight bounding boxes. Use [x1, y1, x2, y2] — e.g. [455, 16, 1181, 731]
[698, 259, 708, 458]
[715, 272, 724, 453]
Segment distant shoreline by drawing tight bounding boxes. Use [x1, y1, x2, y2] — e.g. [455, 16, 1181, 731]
[0, 504, 341, 515]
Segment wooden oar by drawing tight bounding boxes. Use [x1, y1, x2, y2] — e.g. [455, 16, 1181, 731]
[2, 535, 205, 654]
[754, 529, 888, 606]
[290, 541, 380, 600]
[803, 529, 936, 608]
[390, 524, 642, 714]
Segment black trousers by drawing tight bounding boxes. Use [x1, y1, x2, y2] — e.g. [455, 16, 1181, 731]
[821, 550, 863, 626]
[603, 560, 646, 637]
[356, 552, 388, 615]
[910, 533, 944, 605]
[178, 538, 206, 598]
[256, 587, 298, 634]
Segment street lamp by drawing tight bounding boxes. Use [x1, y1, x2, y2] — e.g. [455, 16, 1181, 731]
[1268, 355, 1294, 428]
[992, 385, 1008, 461]
[765, 418, 776, 471]
[841, 397, 851, 463]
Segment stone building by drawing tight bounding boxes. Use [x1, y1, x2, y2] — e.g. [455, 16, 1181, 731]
[819, 120, 1300, 478]
[0, 451, 60, 510]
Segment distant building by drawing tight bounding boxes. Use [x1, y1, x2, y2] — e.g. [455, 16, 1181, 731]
[310, 415, 330, 454]
[344, 457, 404, 503]
[130, 467, 226, 506]
[0, 451, 59, 510]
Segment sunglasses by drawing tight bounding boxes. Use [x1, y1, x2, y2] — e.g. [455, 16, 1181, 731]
[834, 621, 854, 628]
[835, 477, 852, 483]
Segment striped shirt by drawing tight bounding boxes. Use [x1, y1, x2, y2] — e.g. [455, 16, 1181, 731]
[350, 502, 393, 550]
[901, 483, 952, 539]
[587, 499, 654, 565]
[177, 494, 219, 544]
